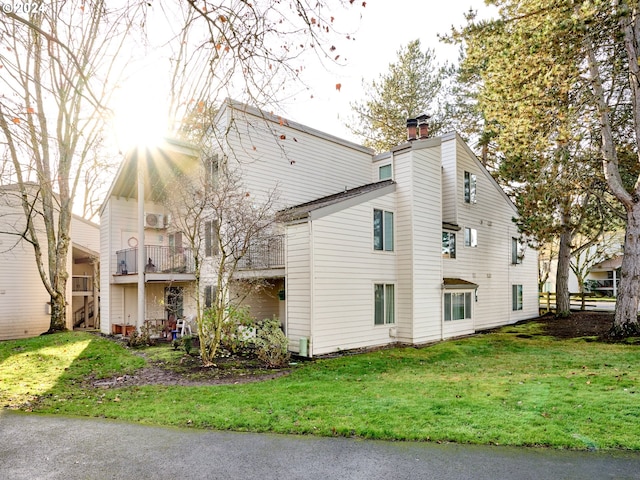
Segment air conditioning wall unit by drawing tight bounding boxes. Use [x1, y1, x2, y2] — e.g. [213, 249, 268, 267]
[144, 213, 165, 229]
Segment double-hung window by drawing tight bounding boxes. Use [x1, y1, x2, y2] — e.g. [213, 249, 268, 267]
[442, 232, 456, 259]
[444, 292, 473, 321]
[374, 283, 395, 325]
[373, 209, 394, 251]
[512, 285, 523, 311]
[464, 171, 477, 204]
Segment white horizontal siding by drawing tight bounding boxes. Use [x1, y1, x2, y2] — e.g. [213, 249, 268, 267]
[71, 215, 100, 253]
[0, 233, 50, 339]
[223, 109, 372, 210]
[443, 319, 474, 339]
[393, 148, 414, 342]
[305, 195, 397, 356]
[0, 188, 61, 339]
[441, 137, 457, 224]
[407, 145, 446, 343]
[236, 280, 283, 322]
[441, 135, 539, 332]
[285, 223, 311, 352]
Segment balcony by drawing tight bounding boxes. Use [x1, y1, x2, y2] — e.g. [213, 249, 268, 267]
[585, 279, 620, 296]
[116, 245, 195, 275]
[237, 235, 284, 270]
[72, 275, 93, 294]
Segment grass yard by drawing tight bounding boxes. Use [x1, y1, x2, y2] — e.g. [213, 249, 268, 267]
[1, 317, 639, 450]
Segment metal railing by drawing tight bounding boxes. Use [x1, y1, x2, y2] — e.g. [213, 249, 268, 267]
[116, 245, 195, 275]
[585, 279, 619, 295]
[72, 275, 92, 292]
[237, 235, 284, 270]
[73, 300, 94, 327]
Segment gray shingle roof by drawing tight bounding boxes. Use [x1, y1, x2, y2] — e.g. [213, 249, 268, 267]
[278, 179, 395, 222]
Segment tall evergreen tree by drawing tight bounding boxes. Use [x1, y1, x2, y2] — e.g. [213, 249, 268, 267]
[452, 0, 638, 333]
[348, 39, 446, 153]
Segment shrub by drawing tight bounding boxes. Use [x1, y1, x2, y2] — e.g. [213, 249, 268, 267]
[182, 335, 194, 355]
[127, 324, 156, 348]
[220, 305, 256, 355]
[254, 317, 290, 368]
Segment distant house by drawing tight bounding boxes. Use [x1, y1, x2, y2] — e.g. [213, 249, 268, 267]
[100, 100, 538, 356]
[586, 256, 622, 297]
[0, 184, 100, 340]
[541, 232, 624, 297]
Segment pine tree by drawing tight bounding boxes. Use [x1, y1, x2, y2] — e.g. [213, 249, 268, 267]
[348, 39, 446, 153]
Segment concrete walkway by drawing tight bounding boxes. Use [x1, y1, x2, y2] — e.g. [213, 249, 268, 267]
[2, 411, 640, 479]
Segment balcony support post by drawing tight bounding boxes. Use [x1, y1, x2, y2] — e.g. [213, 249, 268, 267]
[137, 149, 146, 330]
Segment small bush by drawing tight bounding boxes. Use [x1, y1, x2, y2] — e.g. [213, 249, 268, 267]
[220, 306, 256, 355]
[254, 317, 290, 368]
[182, 335, 194, 355]
[127, 325, 156, 348]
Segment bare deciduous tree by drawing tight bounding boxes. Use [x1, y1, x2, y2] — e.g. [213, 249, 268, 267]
[165, 158, 277, 366]
[0, 2, 142, 331]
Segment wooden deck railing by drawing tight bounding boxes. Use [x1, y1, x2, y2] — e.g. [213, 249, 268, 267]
[539, 292, 599, 313]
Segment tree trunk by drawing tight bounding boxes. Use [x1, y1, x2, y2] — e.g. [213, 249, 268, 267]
[612, 205, 640, 336]
[49, 292, 67, 332]
[555, 228, 573, 317]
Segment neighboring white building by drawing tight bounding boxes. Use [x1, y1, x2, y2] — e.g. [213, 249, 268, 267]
[100, 100, 538, 355]
[0, 184, 100, 340]
[541, 232, 625, 297]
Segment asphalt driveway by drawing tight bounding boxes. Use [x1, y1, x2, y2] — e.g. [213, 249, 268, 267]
[2, 410, 639, 479]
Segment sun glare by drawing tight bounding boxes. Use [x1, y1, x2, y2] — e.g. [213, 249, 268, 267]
[112, 70, 169, 151]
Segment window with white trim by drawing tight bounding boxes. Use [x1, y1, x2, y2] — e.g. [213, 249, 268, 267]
[444, 291, 473, 321]
[512, 237, 524, 264]
[442, 232, 456, 259]
[464, 227, 478, 247]
[205, 220, 219, 257]
[374, 284, 395, 325]
[204, 285, 217, 308]
[512, 284, 523, 311]
[464, 171, 477, 204]
[379, 164, 392, 180]
[373, 209, 394, 251]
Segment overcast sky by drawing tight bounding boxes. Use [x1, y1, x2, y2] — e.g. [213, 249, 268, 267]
[279, 0, 496, 143]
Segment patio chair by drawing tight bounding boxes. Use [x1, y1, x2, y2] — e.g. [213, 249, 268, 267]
[177, 315, 194, 337]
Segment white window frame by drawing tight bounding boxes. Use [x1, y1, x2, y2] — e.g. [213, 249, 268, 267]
[464, 171, 477, 204]
[374, 283, 395, 325]
[378, 163, 393, 180]
[512, 284, 523, 311]
[373, 209, 394, 252]
[464, 227, 478, 247]
[442, 231, 456, 259]
[444, 291, 473, 321]
[512, 237, 524, 264]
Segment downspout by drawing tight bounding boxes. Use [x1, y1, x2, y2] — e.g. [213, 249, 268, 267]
[508, 225, 512, 323]
[308, 219, 314, 357]
[440, 282, 445, 341]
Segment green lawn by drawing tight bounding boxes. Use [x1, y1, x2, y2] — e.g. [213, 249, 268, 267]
[1, 323, 639, 450]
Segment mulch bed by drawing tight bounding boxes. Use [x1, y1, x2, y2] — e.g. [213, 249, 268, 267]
[533, 310, 615, 339]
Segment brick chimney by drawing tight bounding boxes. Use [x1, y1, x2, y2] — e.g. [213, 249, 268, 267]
[416, 114, 430, 139]
[406, 118, 418, 141]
